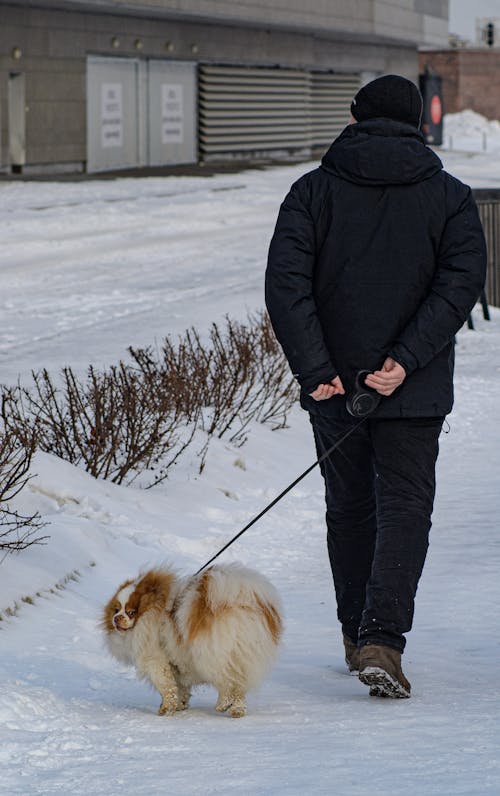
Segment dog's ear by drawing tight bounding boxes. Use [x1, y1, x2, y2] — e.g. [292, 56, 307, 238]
[135, 570, 174, 614]
[102, 598, 119, 631]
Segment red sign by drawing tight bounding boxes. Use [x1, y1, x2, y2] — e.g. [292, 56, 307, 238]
[430, 94, 442, 125]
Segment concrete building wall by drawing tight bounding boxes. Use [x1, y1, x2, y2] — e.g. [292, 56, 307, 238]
[419, 50, 500, 120]
[374, 0, 448, 47]
[0, 1, 449, 172]
[7, 0, 448, 45]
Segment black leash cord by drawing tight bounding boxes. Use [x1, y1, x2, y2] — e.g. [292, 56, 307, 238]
[195, 416, 367, 575]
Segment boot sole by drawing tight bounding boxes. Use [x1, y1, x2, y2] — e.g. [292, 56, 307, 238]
[359, 666, 411, 699]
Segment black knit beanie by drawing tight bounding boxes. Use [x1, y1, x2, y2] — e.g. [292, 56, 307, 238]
[351, 74, 423, 128]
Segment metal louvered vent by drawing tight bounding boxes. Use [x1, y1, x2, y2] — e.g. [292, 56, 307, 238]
[311, 72, 361, 149]
[199, 64, 312, 159]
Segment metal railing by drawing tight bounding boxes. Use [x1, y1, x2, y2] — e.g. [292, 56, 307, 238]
[474, 189, 500, 308]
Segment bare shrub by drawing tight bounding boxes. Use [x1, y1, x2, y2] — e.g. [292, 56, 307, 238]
[201, 317, 257, 442]
[193, 313, 298, 444]
[131, 313, 297, 453]
[248, 311, 299, 429]
[0, 427, 48, 557]
[2, 363, 193, 486]
[126, 343, 202, 486]
[126, 314, 298, 472]
[129, 330, 208, 426]
[2, 312, 298, 487]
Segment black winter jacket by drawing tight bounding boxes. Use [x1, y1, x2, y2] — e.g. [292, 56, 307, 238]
[266, 118, 487, 418]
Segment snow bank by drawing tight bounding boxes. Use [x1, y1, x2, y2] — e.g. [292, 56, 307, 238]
[442, 109, 500, 153]
[444, 109, 500, 138]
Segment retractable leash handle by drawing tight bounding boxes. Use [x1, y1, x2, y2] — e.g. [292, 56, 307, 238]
[346, 369, 382, 418]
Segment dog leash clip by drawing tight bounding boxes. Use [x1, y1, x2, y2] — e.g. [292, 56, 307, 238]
[346, 370, 381, 418]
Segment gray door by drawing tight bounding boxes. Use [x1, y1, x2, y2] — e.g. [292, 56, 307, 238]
[87, 57, 140, 172]
[8, 72, 26, 168]
[148, 60, 197, 166]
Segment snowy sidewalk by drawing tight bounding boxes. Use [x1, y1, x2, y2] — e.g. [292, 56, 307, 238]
[1, 312, 499, 796]
[1, 155, 500, 795]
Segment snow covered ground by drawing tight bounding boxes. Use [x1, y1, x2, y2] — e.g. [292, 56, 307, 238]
[441, 110, 500, 188]
[1, 127, 500, 795]
[443, 109, 500, 155]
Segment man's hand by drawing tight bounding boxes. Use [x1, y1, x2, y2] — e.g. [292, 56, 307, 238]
[365, 357, 406, 396]
[309, 376, 345, 401]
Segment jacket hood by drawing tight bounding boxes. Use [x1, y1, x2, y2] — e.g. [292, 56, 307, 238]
[321, 118, 443, 186]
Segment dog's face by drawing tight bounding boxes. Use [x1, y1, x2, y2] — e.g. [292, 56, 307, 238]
[105, 580, 141, 633]
[103, 570, 175, 635]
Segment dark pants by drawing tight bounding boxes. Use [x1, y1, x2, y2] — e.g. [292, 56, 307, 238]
[310, 413, 443, 653]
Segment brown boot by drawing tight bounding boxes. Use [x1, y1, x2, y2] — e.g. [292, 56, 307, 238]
[358, 644, 411, 698]
[343, 634, 360, 674]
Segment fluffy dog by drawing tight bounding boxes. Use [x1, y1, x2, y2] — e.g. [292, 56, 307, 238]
[102, 564, 283, 718]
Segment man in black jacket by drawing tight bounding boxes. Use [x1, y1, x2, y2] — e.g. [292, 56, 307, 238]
[265, 74, 487, 698]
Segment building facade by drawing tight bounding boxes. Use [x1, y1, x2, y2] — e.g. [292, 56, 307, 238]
[419, 48, 500, 120]
[0, 0, 449, 174]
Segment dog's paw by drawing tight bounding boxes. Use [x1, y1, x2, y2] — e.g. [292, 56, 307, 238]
[228, 704, 246, 719]
[158, 692, 178, 716]
[216, 691, 247, 717]
[158, 702, 177, 716]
